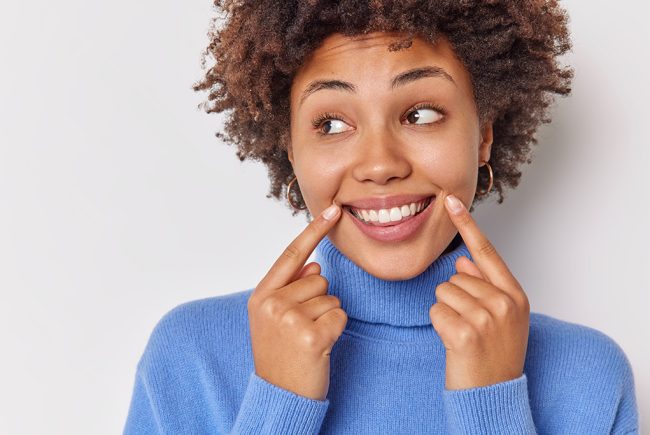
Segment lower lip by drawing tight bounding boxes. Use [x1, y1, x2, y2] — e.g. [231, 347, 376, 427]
[345, 197, 435, 243]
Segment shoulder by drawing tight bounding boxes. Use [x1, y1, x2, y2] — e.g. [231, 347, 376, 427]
[529, 312, 629, 359]
[136, 288, 255, 371]
[527, 312, 634, 385]
[156, 288, 254, 329]
[526, 312, 638, 430]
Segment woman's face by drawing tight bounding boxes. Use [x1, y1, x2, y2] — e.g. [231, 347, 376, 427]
[288, 32, 493, 280]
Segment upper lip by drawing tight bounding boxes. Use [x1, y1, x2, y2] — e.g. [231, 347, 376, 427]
[340, 193, 435, 211]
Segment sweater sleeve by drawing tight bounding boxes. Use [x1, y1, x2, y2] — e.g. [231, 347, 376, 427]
[610, 350, 639, 435]
[442, 373, 537, 435]
[229, 371, 330, 434]
[122, 297, 330, 435]
[123, 366, 330, 435]
[123, 369, 164, 434]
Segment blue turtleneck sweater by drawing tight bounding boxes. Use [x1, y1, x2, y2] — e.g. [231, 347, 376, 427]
[123, 235, 639, 434]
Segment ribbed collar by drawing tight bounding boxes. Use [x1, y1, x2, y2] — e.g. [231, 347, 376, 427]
[314, 234, 473, 328]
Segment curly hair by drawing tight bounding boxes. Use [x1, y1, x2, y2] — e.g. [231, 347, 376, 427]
[192, 0, 573, 219]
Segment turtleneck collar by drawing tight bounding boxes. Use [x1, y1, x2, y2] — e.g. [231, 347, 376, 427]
[314, 234, 473, 328]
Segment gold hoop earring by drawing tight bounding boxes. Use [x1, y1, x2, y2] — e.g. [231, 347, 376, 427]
[476, 160, 493, 197]
[287, 175, 307, 210]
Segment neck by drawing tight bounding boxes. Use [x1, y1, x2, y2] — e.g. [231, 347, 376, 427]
[314, 234, 471, 328]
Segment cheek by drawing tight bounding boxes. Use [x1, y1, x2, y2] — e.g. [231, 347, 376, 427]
[293, 148, 347, 210]
[415, 137, 477, 192]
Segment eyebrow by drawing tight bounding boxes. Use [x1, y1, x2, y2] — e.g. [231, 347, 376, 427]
[298, 66, 456, 107]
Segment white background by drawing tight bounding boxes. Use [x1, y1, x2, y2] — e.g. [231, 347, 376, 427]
[1, 0, 647, 433]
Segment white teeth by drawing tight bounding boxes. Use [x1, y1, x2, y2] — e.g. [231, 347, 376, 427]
[350, 198, 432, 225]
[389, 207, 402, 222]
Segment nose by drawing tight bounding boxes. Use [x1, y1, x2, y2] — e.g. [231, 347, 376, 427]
[351, 125, 412, 185]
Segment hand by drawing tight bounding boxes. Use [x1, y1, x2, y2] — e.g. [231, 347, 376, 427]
[248, 202, 348, 401]
[430, 194, 530, 390]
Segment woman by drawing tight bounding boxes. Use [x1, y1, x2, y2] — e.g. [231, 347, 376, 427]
[124, 0, 639, 433]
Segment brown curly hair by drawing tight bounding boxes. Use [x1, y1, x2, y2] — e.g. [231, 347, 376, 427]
[192, 0, 573, 219]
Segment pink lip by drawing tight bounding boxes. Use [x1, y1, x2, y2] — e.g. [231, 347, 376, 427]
[341, 193, 432, 210]
[345, 196, 435, 243]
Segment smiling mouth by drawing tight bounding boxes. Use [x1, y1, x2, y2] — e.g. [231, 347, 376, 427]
[344, 196, 434, 227]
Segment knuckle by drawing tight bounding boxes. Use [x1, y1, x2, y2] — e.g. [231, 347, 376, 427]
[478, 240, 497, 257]
[334, 307, 347, 321]
[455, 325, 479, 348]
[457, 212, 473, 226]
[494, 295, 516, 317]
[326, 295, 341, 308]
[282, 308, 302, 327]
[318, 274, 329, 287]
[299, 328, 320, 350]
[282, 243, 301, 260]
[473, 308, 492, 331]
[260, 295, 286, 318]
[328, 307, 348, 331]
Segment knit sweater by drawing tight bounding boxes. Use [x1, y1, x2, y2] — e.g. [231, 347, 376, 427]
[123, 235, 639, 434]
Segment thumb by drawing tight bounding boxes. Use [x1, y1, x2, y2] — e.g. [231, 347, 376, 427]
[455, 256, 485, 280]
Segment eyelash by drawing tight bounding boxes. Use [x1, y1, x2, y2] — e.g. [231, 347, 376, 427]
[311, 103, 447, 136]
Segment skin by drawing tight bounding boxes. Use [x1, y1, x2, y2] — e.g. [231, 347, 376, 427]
[287, 31, 493, 280]
[248, 31, 530, 401]
[434, 195, 530, 389]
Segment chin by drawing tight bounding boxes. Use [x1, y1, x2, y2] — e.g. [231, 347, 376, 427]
[328, 214, 454, 280]
[362, 259, 432, 281]
[338, 237, 438, 281]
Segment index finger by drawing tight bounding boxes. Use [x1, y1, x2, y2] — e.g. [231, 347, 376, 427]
[255, 202, 341, 293]
[444, 194, 520, 294]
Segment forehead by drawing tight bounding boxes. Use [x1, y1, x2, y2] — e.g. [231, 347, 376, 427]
[291, 31, 473, 100]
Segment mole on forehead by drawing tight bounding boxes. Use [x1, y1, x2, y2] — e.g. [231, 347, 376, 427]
[316, 35, 449, 61]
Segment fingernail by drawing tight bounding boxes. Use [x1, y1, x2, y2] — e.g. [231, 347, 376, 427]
[322, 203, 340, 220]
[445, 194, 464, 214]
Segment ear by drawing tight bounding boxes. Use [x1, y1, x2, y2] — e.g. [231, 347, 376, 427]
[287, 142, 294, 166]
[478, 120, 494, 163]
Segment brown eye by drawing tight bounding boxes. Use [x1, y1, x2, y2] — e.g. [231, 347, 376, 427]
[405, 107, 443, 125]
